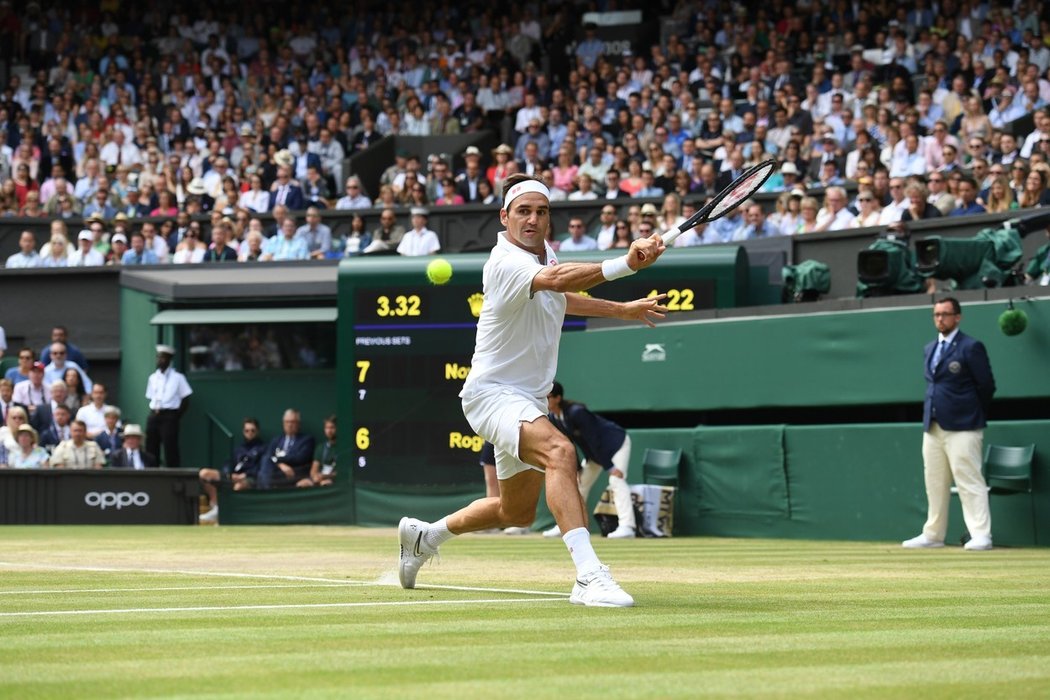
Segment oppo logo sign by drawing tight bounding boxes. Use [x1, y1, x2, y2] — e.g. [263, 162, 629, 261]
[84, 491, 151, 510]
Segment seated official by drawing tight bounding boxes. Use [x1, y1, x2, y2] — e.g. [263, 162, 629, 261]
[258, 409, 315, 489]
[108, 424, 157, 469]
[298, 415, 337, 488]
[49, 420, 105, 469]
[198, 417, 267, 523]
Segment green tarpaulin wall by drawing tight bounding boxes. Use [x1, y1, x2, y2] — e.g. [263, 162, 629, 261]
[221, 421, 1048, 547]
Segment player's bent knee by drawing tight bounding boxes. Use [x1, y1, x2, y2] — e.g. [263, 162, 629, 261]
[501, 509, 536, 528]
[546, 439, 578, 471]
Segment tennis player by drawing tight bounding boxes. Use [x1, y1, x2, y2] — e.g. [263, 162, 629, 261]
[399, 174, 667, 607]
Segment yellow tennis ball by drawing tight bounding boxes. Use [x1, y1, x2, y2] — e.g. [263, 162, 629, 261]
[426, 258, 453, 285]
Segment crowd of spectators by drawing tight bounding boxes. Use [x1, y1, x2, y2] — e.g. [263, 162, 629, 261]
[0, 326, 338, 515]
[1, 1, 1049, 267]
[0, 327, 128, 468]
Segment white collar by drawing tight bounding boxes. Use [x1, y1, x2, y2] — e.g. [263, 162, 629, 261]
[938, 328, 960, 344]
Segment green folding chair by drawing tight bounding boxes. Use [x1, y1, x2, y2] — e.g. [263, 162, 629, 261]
[985, 444, 1037, 545]
[954, 444, 1038, 545]
[642, 448, 682, 487]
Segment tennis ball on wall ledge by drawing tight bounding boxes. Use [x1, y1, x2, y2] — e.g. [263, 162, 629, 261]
[998, 308, 1027, 336]
[426, 258, 453, 285]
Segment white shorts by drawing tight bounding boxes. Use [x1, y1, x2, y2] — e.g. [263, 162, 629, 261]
[462, 386, 547, 480]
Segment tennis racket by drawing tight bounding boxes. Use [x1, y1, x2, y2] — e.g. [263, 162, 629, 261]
[661, 159, 778, 247]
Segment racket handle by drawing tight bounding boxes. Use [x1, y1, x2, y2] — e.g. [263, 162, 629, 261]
[662, 228, 682, 247]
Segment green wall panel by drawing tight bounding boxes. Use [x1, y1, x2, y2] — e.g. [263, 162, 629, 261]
[780, 424, 926, 541]
[118, 287, 162, 423]
[694, 426, 790, 518]
[219, 481, 352, 525]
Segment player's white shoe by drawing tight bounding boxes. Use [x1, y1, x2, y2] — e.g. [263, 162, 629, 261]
[398, 517, 436, 589]
[569, 565, 635, 607]
[542, 524, 562, 538]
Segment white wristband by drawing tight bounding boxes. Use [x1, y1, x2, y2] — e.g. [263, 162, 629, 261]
[601, 255, 636, 281]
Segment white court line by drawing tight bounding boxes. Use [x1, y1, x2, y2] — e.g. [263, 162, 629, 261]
[416, 583, 568, 596]
[0, 584, 351, 596]
[0, 561, 569, 598]
[0, 562, 366, 585]
[0, 598, 564, 618]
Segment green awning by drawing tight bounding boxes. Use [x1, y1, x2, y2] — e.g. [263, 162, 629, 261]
[150, 308, 337, 325]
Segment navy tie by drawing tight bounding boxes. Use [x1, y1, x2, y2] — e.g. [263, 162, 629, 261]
[932, 340, 947, 369]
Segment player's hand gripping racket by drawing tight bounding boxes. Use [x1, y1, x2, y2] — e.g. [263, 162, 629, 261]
[661, 159, 778, 247]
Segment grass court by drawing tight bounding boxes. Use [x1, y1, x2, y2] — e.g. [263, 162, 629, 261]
[1, 526, 1048, 698]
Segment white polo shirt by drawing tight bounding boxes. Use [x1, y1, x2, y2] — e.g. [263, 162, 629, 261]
[396, 228, 440, 257]
[75, 402, 115, 434]
[461, 232, 565, 400]
[146, 367, 193, 410]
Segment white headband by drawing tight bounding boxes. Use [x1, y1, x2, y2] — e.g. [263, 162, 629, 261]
[503, 180, 551, 209]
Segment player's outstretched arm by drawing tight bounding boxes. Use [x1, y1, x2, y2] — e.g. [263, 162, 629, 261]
[531, 234, 667, 295]
[565, 293, 669, 328]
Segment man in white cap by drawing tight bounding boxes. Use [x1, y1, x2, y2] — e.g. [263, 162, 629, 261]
[109, 424, 158, 469]
[397, 174, 668, 607]
[145, 344, 193, 468]
[396, 208, 440, 256]
[68, 230, 105, 266]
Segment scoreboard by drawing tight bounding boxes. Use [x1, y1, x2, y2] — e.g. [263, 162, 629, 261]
[336, 247, 746, 490]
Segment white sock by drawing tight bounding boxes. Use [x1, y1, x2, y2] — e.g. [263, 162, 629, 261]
[423, 517, 456, 551]
[562, 527, 602, 577]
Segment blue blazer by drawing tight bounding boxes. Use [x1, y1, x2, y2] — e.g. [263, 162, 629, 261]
[923, 331, 996, 431]
[551, 403, 627, 470]
[269, 184, 305, 211]
[258, 432, 316, 488]
[95, 430, 124, 458]
[295, 152, 322, 174]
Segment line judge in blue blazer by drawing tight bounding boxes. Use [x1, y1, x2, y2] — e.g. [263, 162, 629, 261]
[904, 297, 996, 551]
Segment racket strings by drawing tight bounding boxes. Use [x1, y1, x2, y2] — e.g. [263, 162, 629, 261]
[709, 163, 776, 218]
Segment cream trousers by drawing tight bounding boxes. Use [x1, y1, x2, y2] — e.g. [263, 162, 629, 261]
[921, 422, 991, 542]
